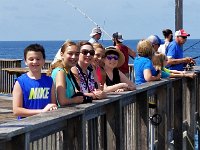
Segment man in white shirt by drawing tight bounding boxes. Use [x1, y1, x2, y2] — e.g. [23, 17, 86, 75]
[88, 27, 102, 44]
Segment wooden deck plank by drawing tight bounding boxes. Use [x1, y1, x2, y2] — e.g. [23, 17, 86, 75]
[0, 96, 15, 124]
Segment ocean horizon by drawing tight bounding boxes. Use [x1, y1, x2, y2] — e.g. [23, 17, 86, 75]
[0, 39, 200, 65]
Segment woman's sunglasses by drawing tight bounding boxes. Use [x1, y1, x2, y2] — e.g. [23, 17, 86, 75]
[106, 55, 119, 60]
[81, 49, 95, 56]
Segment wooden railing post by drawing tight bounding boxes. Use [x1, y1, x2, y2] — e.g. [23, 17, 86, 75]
[62, 116, 84, 150]
[136, 91, 148, 149]
[156, 84, 169, 149]
[166, 81, 175, 148]
[182, 77, 197, 149]
[105, 100, 122, 150]
[173, 80, 183, 149]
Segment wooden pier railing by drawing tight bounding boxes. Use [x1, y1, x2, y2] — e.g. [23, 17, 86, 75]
[0, 65, 199, 149]
[0, 59, 52, 94]
[0, 59, 22, 94]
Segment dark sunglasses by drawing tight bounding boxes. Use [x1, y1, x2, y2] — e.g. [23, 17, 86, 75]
[179, 36, 187, 39]
[106, 55, 119, 60]
[81, 49, 95, 56]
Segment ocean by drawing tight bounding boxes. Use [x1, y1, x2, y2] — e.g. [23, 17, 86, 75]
[0, 39, 200, 66]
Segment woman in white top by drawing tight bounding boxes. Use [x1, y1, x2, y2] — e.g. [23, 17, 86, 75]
[158, 29, 173, 54]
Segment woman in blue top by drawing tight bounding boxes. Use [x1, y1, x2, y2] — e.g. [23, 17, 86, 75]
[12, 44, 57, 119]
[134, 40, 161, 85]
[48, 41, 84, 106]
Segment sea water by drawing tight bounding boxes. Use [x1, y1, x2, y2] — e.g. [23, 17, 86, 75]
[0, 39, 200, 65]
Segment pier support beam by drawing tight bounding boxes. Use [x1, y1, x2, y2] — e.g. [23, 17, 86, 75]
[175, 0, 183, 30]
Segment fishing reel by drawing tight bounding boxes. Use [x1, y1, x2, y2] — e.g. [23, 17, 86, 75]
[184, 62, 195, 71]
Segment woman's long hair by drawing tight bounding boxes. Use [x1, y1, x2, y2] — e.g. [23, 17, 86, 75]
[152, 52, 167, 70]
[46, 41, 77, 76]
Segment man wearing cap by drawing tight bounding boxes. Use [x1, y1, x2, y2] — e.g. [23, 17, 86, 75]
[147, 35, 164, 52]
[112, 32, 136, 77]
[88, 27, 102, 44]
[165, 29, 195, 71]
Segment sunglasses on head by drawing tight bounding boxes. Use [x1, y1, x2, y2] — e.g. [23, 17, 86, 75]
[106, 55, 119, 60]
[81, 49, 95, 56]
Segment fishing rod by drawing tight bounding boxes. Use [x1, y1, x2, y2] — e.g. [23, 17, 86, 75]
[63, 0, 112, 39]
[184, 40, 200, 52]
[193, 55, 200, 59]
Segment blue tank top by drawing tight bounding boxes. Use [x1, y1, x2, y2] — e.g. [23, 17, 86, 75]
[51, 68, 76, 106]
[17, 73, 53, 119]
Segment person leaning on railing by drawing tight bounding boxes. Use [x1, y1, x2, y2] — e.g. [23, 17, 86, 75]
[13, 44, 57, 119]
[152, 52, 196, 78]
[103, 46, 136, 93]
[134, 39, 161, 85]
[91, 43, 106, 90]
[71, 41, 107, 100]
[47, 41, 84, 107]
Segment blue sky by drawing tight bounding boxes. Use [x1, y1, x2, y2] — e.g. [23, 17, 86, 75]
[0, 0, 199, 41]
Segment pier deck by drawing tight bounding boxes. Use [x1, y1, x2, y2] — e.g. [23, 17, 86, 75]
[0, 95, 15, 124]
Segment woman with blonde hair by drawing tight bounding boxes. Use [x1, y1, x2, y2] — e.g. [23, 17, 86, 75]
[152, 52, 196, 78]
[134, 39, 161, 85]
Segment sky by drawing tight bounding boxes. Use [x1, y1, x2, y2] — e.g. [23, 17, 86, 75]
[0, 0, 199, 41]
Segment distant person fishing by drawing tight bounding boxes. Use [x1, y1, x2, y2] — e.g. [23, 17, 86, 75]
[112, 32, 136, 77]
[165, 29, 196, 71]
[88, 27, 102, 44]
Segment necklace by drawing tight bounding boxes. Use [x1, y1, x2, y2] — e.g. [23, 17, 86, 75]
[63, 67, 69, 74]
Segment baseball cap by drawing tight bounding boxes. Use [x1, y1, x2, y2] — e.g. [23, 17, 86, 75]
[147, 35, 164, 45]
[90, 27, 102, 37]
[175, 29, 190, 37]
[112, 32, 124, 42]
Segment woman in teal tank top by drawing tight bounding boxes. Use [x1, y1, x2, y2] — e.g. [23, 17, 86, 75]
[47, 41, 84, 106]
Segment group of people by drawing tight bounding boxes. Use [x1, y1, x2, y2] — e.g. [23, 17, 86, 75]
[134, 28, 196, 85]
[12, 27, 196, 119]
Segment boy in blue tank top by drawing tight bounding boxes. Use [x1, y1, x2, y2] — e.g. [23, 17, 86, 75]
[12, 44, 57, 119]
